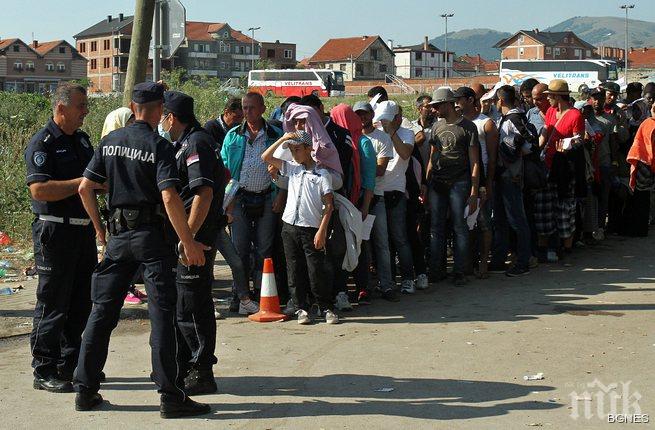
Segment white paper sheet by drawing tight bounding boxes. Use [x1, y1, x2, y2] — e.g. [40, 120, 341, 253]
[361, 215, 376, 241]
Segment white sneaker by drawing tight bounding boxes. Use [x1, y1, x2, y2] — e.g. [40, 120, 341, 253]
[324, 309, 340, 324]
[238, 299, 260, 315]
[296, 309, 312, 325]
[416, 274, 429, 290]
[335, 292, 353, 311]
[401, 280, 416, 294]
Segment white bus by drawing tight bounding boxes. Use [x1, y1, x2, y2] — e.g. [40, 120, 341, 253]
[499, 59, 619, 92]
[248, 69, 346, 97]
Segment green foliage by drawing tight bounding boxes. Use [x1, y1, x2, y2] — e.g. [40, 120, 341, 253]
[0, 83, 419, 241]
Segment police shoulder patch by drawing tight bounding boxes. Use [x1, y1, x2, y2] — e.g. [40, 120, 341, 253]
[33, 151, 47, 167]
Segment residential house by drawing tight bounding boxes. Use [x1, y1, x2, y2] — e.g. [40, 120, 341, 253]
[494, 29, 596, 61]
[175, 21, 259, 79]
[75, 16, 262, 92]
[74, 14, 135, 92]
[0, 38, 86, 93]
[309, 35, 394, 81]
[260, 40, 296, 69]
[393, 37, 452, 79]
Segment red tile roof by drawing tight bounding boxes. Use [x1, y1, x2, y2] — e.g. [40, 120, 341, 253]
[628, 47, 655, 69]
[29, 40, 64, 55]
[185, 21, 257, 44]
[0, 38, 19, 51]
[231, 30, 255, 44]
[310, 35, 383, 62]
[185, 21, 220, 41]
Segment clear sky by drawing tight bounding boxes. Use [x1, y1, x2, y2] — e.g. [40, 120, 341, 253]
[3, 0, 655, 58]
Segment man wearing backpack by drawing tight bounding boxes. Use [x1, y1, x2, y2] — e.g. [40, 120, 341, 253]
[488, 85, 534, 277]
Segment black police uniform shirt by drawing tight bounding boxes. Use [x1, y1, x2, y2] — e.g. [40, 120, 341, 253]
[25, 117, 94, 218]
[83, 120, 179, 210]
[175, 123, 226, 245]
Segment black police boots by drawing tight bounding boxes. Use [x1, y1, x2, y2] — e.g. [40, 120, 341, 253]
[183, 368, 217, 396]
[75, 391, 104, 411]
[33, 375, 73, 393]
[160, 396, 211, 419]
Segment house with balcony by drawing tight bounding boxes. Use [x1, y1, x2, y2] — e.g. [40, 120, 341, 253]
[494, 29, 597, 61]
[393, 37, 452, 79]
[175, 21, 259, 79]
[308, 35, 394, 81]
[0, 38, 86, 93]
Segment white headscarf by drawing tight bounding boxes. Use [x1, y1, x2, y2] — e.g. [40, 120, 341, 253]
[101, 107, 134, 138]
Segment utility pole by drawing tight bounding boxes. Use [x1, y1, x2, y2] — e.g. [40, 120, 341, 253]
[152, 0, 161, 83]
[441, 13, 454, 85]
[248, 26, 261, 71]
[620, 4, 635, 81]
[123, 0, 156, 105]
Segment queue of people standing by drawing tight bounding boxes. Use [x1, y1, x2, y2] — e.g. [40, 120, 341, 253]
[23, 77, 655, 418]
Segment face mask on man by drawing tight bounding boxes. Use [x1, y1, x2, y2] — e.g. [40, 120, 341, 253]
[158, 114, 172, 142]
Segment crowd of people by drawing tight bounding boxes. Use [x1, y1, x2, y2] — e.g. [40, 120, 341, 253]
[23, 77, 655, 416]
[206, 79, 655, 318]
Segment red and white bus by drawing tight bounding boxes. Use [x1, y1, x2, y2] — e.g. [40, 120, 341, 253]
[248, 69, 346, 97]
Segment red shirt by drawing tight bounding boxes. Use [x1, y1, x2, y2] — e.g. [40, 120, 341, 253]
[544, 106, 585, 168]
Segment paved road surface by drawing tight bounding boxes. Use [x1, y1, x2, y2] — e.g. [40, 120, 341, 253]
[0, 234, 654, 429]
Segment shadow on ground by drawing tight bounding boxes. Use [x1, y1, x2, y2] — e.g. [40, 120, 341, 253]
[98, 374, 560, 421]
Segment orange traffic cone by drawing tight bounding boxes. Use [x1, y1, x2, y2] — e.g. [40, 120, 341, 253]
[248, 258, 288, 322]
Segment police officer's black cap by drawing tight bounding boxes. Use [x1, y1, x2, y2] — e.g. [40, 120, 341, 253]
[163, 91, 195, 118]
[453, 86, 477, 99]
[132, 82, 165, 104]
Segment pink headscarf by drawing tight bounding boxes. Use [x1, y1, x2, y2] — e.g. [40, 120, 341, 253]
[330, 103, 362, 204]
[283, 104, 343, 175]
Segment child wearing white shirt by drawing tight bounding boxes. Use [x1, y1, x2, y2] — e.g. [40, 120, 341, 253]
[261, 130, 338, 325]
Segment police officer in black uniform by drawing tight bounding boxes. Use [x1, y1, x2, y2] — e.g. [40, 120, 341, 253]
[25, 83, 96, 393]
[74, 82, 211, 418]
[161, 91, 225, 394]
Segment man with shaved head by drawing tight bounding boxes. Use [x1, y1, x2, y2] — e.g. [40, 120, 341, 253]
[526, 83, 549, 135]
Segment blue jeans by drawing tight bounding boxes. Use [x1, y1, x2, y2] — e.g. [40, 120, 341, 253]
[491, 175, 531, 270]
[386, 195, 415, 281]
[230, 194, 276, 291]
[215, 227, 249, 300]
[429, 180, 470, 275]
[369, 197, 394, 291]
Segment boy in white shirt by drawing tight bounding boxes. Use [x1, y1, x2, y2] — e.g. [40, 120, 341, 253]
[261, 130, 338, 324]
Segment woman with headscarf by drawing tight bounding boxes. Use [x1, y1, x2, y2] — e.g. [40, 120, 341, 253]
[100, 107, 145, 305]
[330, 103, 378, 305]
[101, 107, 135, 138]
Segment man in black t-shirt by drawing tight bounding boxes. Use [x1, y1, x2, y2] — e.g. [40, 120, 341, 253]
[426, 88, 481, 286]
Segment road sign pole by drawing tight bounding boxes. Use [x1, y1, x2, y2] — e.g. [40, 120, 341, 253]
[153, 0, 161, 82]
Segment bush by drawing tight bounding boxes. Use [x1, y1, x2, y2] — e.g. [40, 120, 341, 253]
[0, 80, 420, 242]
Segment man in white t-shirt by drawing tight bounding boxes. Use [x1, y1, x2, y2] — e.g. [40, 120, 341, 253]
[380, 105, 418, 294]
[353, 101, 398, 302]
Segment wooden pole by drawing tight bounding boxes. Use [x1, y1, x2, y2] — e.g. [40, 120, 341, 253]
[122, 0, 156, 106]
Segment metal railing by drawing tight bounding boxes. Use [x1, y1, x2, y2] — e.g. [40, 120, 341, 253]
[384, 74, 416, 94]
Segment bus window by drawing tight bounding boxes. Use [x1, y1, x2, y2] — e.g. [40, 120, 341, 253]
[607, 63, 618, 81]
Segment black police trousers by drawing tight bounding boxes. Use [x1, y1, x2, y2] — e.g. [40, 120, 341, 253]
[176, 248, 217, 375]
[30, 219, 96, 379]
[73, 225, 186, 401]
